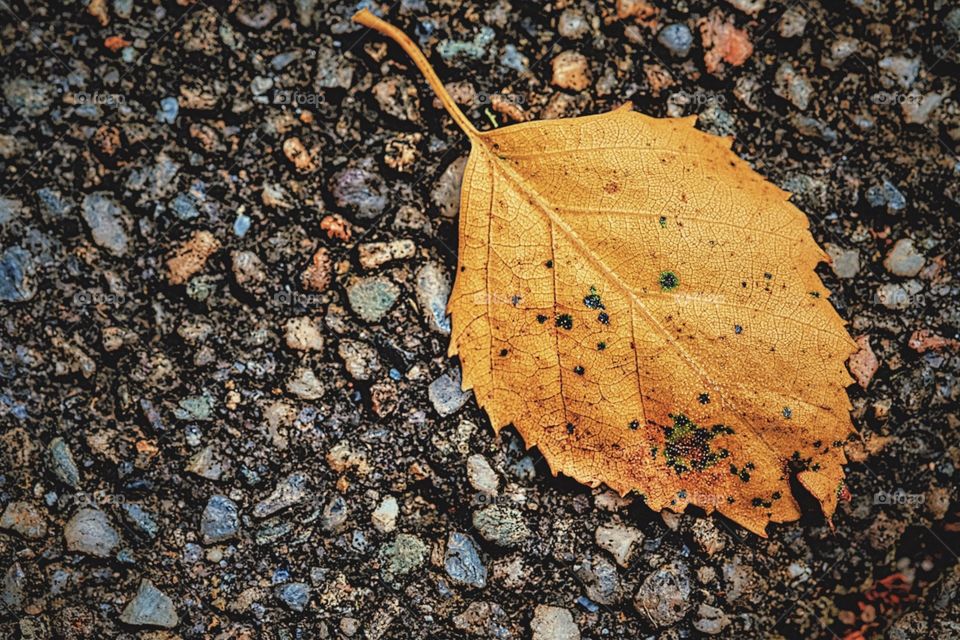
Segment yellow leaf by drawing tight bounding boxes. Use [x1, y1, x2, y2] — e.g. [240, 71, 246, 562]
[354, 10, 858, 536]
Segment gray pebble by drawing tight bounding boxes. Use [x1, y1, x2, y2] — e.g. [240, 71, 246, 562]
[531, 605, 580, 640]
[657, 24, 693, 58]
[0, 501, 47, 540]
[338, 339, 381, 381]
[121, 503, 159, 539]
[883, 238, 925, 277]
[693, 603, 731, 635]
[321, 495, 348, 532]
[276, 582, 310, 612]
[346, 276, 400, 323]
[2, 563, 26, 613]
[575, 554, 622, 605]
[157, 97, 179, 124]
[774, 63, 814, 110]
[594, 522, 643, 568]
[119, 579, 179, 628]
[201, 495, 239, 544]
[429, 367, 472, 417]
[876, 281, 922, 310]
[0, 246, 37, 303]
[444, 531, 487, 588]
[472, 505, 529, 547]
[3, 78, 53, 117]
[81, 193, 130, 256]
[64, 508, 120, 558]
[825, 243, 861, 279]
[48, 437, 81, 488]
[253, 473, 308, 518]
[330, 167, 388, 220]
[866, 179, 907, 212]
[415, 262, 451, 335]
[634, 561, 692, 627]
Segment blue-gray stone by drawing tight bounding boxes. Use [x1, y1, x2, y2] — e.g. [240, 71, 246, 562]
[276, 582, 310, 612]
[0, 246, 36, 303]
[48, 437, 80, 488]
[81, 193, 130, 256]
[120, 579, 179, 628]
[157, 97, 179, 124]
[201, 495, 239, 544]
[64, 508, 119, 558]
[444, 532, 487, 588]
[658, 24, 694, 58]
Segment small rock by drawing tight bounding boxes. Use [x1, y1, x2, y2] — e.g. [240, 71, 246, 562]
[338, 339, 381, 380]
[778, 5, 807, 37]
[634, 561, 692, 627]
[81, 193, 130, 256]
[887, 611, 929, 640]
[694, 604, 731, 635]
[429, 368, 472, 417]
[64, 508, 120, 558]
[849, 335, 879, 389]
[699, 9, 753, 75]
[231, 250, 268, 294]
[201, 495, 239, 544]
[575, 554, 622, 605]
[531, 605, 580, 640]
[825, 243, 861, 279]
[119, 580, 179, 629]
[48, 437, 81, 488]
[346, 276, 400, 323]
[287, 366, 324, 400]
[657, 24, 694, 58]
[823, 36, 859, 70]
[358, 239, 416, 270]
[372, 495, 399, 533]
[321, 495, 348, 532]
[901, 91, 943, 125]
[0, 501, 47, 539]
[3, 563, 26, 613]
[372, 77, 421, 122]
[594, 522, 643, 567]
[253, 473, 308, 518]
[302, 247, 333, 292]
[454, 601, 515, 638]
[472, 505, 529, 547]
[551, 51, 591, 91]
[444, 531, 487, 588]
[557, 9, 590, 39]
[236, 2, 277, 29]
[466, 454, 499, 495]
[0, 246, 37, 303]
[157, 96, 179, 124]
[379, 533, 427, 581]
[432, 157, 468, 218]
[726, 0, 765, 14]
[865, 179, 907, 212]
[284, 316, 324, 352]
[3, 78, 53, 117]
[275, 582, 310, 612]
[331, 167, 388, 220]
[282, 137, 319, 173]
[878, 55, 920, 89]
[774, 63, 813, 110]
[120, 502, 159, 539]
[883, 238, 925, 277]
[691, 519, 726, 555]
[415, 262, 452, 335]
[167, 230, 220, 285]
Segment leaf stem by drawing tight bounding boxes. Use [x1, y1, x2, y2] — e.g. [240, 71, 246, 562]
[352, 9, 480, 139]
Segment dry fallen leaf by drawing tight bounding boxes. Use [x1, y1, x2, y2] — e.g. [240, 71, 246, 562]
[354, 10, 858, 536]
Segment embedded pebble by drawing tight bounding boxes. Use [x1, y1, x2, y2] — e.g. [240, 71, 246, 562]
[557, 9, 589, 39]
[253, 473, 309, 518]
[778, 6, 807, 37]
[48, 437, 81, 488]
[358, 239, 416, 270]
[201, 495, 239, 544]
[0, 246, 37, 303]
[331, 167, 388, 220]
[372, 496, 399, 533]
[551, 51, 591, 91]
[287, 366, 324, 399]
[472, 505, 529, 547]
[594, 522, 643, 567]
[284, 316, 325, 352]
[444, 531, 487, 588]
[379, 533, 427, 581]
[429, 368, 472, 417]
[634, 561, 692, 626]
[0, 501, 48, 540]
[466, 454, 499, 495]
[774, 63, 813, 110]
[81, 193, 130, 256]
[64, 508, 120, 558]
[338, 339, 381, 380]
[346, 276, 400, 323]
[694, 603, 731, 635]
[276, 582, 310, 612]
[883, 238, 925, 277]
[531, 605, 580, 640]
[119, 580, 179, 629]
[825, 243, 861, 279]
[865, 179, 907, 212]
[415, 262, 452, 335]
[658, 24, 694, 58]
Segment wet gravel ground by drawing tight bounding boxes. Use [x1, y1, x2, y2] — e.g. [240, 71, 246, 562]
[1, 0, 959, 638]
